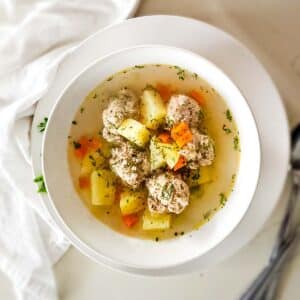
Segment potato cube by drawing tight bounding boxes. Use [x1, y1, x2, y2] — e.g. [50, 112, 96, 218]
[156, 142, 180, 169]
[90, 169, 116, 206]
[186, 167, 213, 187]
[162, 144, 180, 169]
[80, 150, 105, 175]
[198, 166, 213, 184]
[142, 210, 171, 230]
[120, 189, 146, 215]
[117, 118, 150, 147]
[141, 89, 166, 130]
[150, 137, 166, 170]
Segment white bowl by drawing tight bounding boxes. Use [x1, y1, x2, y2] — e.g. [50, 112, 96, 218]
[42, 45, 261, 273]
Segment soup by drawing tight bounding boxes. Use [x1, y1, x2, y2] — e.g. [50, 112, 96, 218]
[67, 64, 240, 241]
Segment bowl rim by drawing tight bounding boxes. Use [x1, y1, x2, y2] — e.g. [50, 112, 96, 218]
[42, 44, 261, 272]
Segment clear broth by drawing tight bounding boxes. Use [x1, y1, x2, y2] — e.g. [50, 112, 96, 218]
[68, 64, 240, 241]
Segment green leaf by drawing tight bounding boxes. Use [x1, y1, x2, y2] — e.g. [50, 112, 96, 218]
[225, 109, 232, 122]
[34, 175, 47, 193]
[37, 117, 48, 132]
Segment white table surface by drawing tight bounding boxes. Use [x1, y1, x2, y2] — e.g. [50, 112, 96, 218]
[1, 0, 300, 299]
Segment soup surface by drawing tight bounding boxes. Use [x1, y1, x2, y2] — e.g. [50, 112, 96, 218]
[68, 64, 240, 241]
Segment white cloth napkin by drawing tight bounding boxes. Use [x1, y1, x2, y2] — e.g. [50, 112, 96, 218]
[0, 1, 136, 299]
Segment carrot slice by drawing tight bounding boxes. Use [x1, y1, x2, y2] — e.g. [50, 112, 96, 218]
[156, 83, 173, 102]
[79, 175, 90, 189]
[158, 132, 172, 143]
[88, 137, 101, 151]
[74, 136, 101, 159]
[188, 90, 205, 106]
[74, 136, 89, 159]
[123, 214, 139, 228]
[173, 155, 187, 171]
[171, 122, 193, 147]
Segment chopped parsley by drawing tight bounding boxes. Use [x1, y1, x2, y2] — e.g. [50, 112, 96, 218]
[222, 124, 232, 134]
[89, 155, 96, 166]
[203, 211, 211, 221]
[72, 141, 81, 149]
[232, 174, 236, 182]
[107, 76, 113, 82]
[34, 175, 47, 193]
[225, 109, 233, 122]
[155, 237, 159, 242]
[191, 172, 200, 181]
[174, 66, 185, 80]
[37, 117, 48, 132]
[233, 135, 240, 151]
[198, 110, 205, 121]
[80, 107, 85, 113]
[161, 183, 175, 201]
[192, 73, 198, 79]
[219, 193, 227, 207]
[165, 117, 174, 128]
[134, 65, 144, 69]
[92, 93, 97, 99]
[72, 120, 77, 125]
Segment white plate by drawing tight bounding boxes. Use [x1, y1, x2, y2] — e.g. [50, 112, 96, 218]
[31, 15, 290, 276]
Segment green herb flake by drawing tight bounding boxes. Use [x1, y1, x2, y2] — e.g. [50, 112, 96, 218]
[73, 141, 81, 149]
[80, 107, 85, 114]
[34, 175, 47, 193]
[233, 135, 240, 151]
[72, 120, 77, 125]
[161, 183, 175, 201]
[203, 211, 211, 221]
[155, 237, 159, 242]
[134, 65, 144, 69]
[37, 117, 48, 133]
[107, 76, 113, 82]
[222, 124, 232, 134]
[192, 73, 198, 79]
[231, 174, 236, 185]
[225, 109, 233, 122]
[219, 193, 227, 207]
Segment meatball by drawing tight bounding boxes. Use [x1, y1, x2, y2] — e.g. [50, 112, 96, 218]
[166, 94, 203, 128]
[179, 128, 215, 169]
[146, 172, 190, 214]
[110, 142, 150, 189]
[102, 127, 124, 144]
[102, 88, 139, 143]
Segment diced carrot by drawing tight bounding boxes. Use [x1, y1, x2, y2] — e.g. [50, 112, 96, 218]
[188, 90, 205, 106]
[123, 214, 139, 228]
[156, 83, 174, 102]
[88, 137, 101, 151]
[74, 147, 87, 160]
[173, 155, 187, 171]
[79, 175, 90, 189]
[74, 136, 101, 160]
[158, 132, 172, 143]
[74, 136, 89, 159]
[171, 122, 193, 147]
